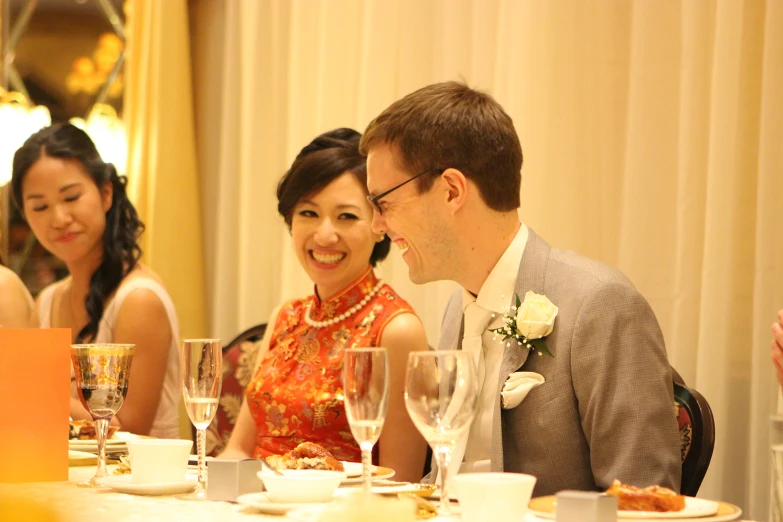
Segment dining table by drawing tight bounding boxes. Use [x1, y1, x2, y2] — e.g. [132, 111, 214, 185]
[0, 464, 759, 522]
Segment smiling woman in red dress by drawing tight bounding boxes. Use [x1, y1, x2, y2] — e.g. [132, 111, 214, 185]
[220, 129, 428, 482]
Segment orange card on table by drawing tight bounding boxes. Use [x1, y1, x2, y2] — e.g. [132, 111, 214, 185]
[0, 328, 70, 483]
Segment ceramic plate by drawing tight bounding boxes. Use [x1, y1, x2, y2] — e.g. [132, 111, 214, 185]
[236, 492, 332, 515]
[69, 431, 138, 445]
[69, 431, 139, 454]
[96, 475, 196, 496]
[340, 466, 394, 484]
[342, 482, 437, 496]
[529, 496, 730, 520]
[68, 450, 98, 466]
[340, 461, 377, 477]
[287, 505, 541, 522]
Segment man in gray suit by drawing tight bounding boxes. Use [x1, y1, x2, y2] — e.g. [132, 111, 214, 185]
[360, 81, 681, 496]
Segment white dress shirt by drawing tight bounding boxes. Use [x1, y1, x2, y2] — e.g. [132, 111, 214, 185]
[459, 223, 529, 473]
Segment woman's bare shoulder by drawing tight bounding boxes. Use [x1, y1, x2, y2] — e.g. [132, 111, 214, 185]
[122, 264, 167, 289]
[0, 265, 36, 301]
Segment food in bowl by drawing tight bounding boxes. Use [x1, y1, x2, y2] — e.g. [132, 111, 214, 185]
[258, 469, 346, 503]
[266, 442, 345, 472]
[605, 480, 685, 512]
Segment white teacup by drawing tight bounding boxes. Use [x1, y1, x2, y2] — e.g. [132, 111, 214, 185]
[453, 472, 537, 522]
[126, 439, 192, 484]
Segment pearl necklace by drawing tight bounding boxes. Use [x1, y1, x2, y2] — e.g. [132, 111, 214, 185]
[304, 280, 384, 328]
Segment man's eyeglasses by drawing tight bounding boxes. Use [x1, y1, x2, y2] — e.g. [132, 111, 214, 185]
[367, 168, 444, 215]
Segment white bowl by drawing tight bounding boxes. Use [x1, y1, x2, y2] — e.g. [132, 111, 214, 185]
[257, 469, 347, 503]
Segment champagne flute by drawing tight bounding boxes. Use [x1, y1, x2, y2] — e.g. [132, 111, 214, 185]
[181, 339, 222, 500]
[405, 350, 479, 518]
[343, 347, 389, 497]
[70, 343, 135, 488]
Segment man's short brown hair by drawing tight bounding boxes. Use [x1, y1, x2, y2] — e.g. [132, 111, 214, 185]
[360, 81, 522, 211]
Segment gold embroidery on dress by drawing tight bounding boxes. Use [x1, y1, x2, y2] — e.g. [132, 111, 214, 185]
[295, 337, 320, 363]
[264, 400, 290, 436]
[358, 305, 382, 329]
[320, 300, 339, 319]
[278, 337, 296, 360]
[312, 403, 331, 429]
[329, 326, 351, 358]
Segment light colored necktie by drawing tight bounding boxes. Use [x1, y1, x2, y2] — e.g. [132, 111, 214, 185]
[462, 300, 494, 390]
[442, 300, 494, 483]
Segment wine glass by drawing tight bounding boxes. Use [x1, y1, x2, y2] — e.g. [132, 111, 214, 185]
[70, 343, 135, 488]
[343, 347, 389, 497]
[405, 350, 479, 518]
[181, 339, 222, 500]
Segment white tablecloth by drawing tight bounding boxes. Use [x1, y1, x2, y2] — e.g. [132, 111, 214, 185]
[0, 467, 757, 522]
[0, 466, 274, 522]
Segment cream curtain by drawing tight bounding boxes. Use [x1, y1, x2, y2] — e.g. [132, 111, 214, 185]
[125, 0, 206, 339]
[190, 1, 783, 518]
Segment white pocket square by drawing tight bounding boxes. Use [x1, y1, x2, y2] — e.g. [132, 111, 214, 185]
[501, 371, 545, 409]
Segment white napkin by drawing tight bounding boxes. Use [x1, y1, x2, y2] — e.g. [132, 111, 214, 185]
[501, 371, 545, 409]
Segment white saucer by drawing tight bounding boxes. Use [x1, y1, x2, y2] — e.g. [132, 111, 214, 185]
[96, 475, 196, 496]
[236, 492, 331, 515]
[340, 466, 395, 485]
[288, 505, 533, 522]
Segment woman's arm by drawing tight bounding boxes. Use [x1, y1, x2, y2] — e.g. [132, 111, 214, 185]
[108, 288, 174, 434]
[377, 312, 429, 483]
[219, 305, 282, 459]
[0, 268, 34, 328]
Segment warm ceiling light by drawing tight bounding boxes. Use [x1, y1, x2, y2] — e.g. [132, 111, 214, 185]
[0, 89, 52, 187]
[70, 103, 127, 175]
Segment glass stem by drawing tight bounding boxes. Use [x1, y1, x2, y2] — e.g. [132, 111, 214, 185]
[360, 442, 374, 498]
[196, 427, 207, 495]
[94, 417, 109, 479]
[436, 444, 452, 515]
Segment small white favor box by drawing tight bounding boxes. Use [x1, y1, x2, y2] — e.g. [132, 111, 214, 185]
[555, 490, 618, 522]
[206, 459, 264, 502]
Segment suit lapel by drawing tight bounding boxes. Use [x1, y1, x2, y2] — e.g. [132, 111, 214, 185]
[490, 229, 551, 471]
[437, 290, 464, 351]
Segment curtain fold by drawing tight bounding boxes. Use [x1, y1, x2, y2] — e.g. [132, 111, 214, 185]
[190, 1, 782, 518]
[125, 0, 206, 339]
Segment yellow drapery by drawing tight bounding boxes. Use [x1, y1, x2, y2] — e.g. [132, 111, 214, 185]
[124, 0, 206, 340]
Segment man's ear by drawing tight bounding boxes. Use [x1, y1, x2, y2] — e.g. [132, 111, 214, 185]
[101, 180, 113, 213]
[440, 168, 469, 212]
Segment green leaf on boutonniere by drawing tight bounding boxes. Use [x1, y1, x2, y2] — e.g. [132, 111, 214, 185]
[528, 338, 553, 358]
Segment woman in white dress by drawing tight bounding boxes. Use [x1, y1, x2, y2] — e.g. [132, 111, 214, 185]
[11, 123, 181, 438]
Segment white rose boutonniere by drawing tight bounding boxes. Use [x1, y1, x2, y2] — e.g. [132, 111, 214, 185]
[489, 291, 558, 357]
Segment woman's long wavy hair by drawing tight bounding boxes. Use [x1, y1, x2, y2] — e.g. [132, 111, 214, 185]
[11, 123, 145, 343]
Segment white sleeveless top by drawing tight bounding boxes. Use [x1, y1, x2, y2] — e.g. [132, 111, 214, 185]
[39, 277, 181, 439]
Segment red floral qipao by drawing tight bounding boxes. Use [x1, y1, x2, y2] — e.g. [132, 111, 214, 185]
[246, 268, 414, 461]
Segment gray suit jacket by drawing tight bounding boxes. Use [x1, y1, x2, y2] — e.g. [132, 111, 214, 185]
[433, 229, 681, 497]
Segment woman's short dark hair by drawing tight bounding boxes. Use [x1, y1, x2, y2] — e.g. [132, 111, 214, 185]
[277, 128, 390, 266]
[11, 123, 145, 343]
